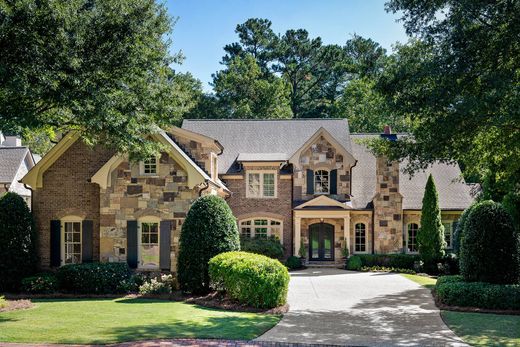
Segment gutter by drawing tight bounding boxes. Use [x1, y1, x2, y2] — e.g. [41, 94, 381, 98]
[198, 179, 210, 197]
[23, 183, 34, 211]
[349, 159, 358, 196]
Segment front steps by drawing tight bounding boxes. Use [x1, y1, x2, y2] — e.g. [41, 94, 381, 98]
[306, 261, 344, 269]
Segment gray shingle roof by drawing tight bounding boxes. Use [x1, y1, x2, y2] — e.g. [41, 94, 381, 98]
[237, 153, 288, 162]
[0, 147, 30, 184]
[351, 134, 475, 210]
[182, 119, 352, 174]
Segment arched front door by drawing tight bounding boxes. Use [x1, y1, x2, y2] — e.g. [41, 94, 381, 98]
[309, 223, 334, 261]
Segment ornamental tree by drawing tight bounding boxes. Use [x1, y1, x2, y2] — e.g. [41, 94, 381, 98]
[177, 195, 240, 294]
[460, 200, 519, 284]
[0, 193, 37, 291]
[417, 174, 445, 271]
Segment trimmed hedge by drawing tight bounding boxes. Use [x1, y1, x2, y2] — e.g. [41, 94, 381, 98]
[240, 236, 285, 259]
[436, 275, 520, 310]
[346, 255, 362, 270]
[355, 254, 419, 270]
[22, 273, 58, 294]
[360, 266, 415, 274]
[56, 262, 132, 294]
[178, 195, 240, 294]
[285, 256, 302, 270]
[209, 251, 289, 308]
[460, 200, 519, 284]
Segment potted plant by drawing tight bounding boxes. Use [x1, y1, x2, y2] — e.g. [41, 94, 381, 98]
[341, 242, 350, 260]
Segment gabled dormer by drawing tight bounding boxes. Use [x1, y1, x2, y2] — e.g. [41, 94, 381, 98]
[289, 127, 357, 201]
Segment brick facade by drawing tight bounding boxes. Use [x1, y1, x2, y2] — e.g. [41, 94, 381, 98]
[222, 165, 293, 257]
[32, 140, 115, 267]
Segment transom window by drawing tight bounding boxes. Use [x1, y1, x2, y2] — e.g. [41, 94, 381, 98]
[246, 171, 276, 198]
[139, 219, 160, 269]
[239, 219, 282, 240]
[62, 219, 82, 265]
[314, 170, 329, 194]
[140, 157, 158, 175]
[407, 223, 419, 253]
[354, 223, 367, 253]
[443, 222, 453, 249]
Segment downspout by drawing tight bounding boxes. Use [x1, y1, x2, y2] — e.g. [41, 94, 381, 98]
[349, 160, 358, 197]
[371, 207, 375, 254]
[23, 183, 34, 211]
[198, 179, 210, 197]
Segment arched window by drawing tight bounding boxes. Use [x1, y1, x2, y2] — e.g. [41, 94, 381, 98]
[138, 216, 161, 269]
[407, 223, 419, 253]
[354, 223, 366, 253]
[314, 170, 329, 193]
[239, 218, 282, 241]
[61, 216, 83, 265]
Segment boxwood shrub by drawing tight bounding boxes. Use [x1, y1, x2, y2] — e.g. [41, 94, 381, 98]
[356, 254, 419, 270]
[436, 275, 520, 310]
[208, 251, 289, 309]
[346, 255, 362, 270]
[240, 236, 285, 259]
[56, 262, 132, 294]
[285, 255, 302, 270]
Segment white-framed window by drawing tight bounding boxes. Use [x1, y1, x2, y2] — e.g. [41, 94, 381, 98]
[354, 223, 367, 253]
[314, 170, 329, 194]
[138, 216, 160, 269]
[246, 170, 277, 198]
[140, 157, 158, 175]
[443, 222, 453, 249]
[407, 223, 419, 253]
[239, 218, 282, 240]
[61, 216, 82, 265]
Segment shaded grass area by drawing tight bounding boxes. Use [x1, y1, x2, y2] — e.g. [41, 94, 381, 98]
[0, 298, 281, 344]
[441, 311, 520, 347]
[401, 273, 437, 289]
[401, 273, 520, 347]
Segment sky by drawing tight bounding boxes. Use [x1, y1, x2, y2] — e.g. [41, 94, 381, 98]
[165, 0, 409, 91]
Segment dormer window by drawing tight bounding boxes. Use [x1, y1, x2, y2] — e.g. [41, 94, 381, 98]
[314, 170, 329, 194]
[140, 157, 158, 175]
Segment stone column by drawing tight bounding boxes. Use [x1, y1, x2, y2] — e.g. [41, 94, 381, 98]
[344, 213, 351, 253]
[294, 217, 301, 256]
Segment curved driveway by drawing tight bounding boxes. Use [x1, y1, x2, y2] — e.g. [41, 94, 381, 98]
[257, 269, 467, 347]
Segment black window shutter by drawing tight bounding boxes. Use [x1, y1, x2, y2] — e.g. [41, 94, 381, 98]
[82, 220, 93, 263]
[330, 169, 338, 195]
[160, 220, 172, 270]
[50, 220, 61, 267]
[127, 220, 138, 269]
[306, 169, 314, 194]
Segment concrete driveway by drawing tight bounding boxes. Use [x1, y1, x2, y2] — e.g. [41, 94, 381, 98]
[257, 268, 467, 347]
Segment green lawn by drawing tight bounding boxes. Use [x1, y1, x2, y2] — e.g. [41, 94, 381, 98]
[0, 298, 281, 344]
[401, 274, 520, 347]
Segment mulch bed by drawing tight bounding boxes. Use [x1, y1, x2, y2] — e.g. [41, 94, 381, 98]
[184, 291, 288, 314]
[0, 299, 33, 312]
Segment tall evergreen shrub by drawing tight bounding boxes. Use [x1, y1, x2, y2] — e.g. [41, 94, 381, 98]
[417, 175, 445, 271]
[0, 192, 37, 291]
[460, 200, 519, 284]
[177, 195, 240, 294]
[453, 203, 475, 256]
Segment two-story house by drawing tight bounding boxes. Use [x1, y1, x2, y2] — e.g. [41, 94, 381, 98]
[22, 119, 474, 270]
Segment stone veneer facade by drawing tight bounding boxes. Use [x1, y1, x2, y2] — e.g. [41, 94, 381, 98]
[99, 152, 199, 271]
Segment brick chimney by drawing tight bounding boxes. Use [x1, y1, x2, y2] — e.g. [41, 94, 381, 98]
[373, 125, 403, 253]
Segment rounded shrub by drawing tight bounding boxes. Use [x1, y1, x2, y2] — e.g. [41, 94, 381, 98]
[346, 255, 362, 270]
[285, 255, 302, 270]
[209, 251, 289, 309]
[460, 200, 519, 284]
[0, 192, 37, 291]
[453, 203, 475, 256]
[178, 195, 240, 294]
[240, 236, 285, 259]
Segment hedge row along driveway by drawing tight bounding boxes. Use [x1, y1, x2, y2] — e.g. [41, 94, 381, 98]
[0, 298, 280, 344]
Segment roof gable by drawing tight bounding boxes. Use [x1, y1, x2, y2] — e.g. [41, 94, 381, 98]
[182, 119, 352, 174]
[0, 147, 32, 184]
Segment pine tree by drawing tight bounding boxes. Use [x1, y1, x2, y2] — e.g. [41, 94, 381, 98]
[417, 174, 446, 271]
